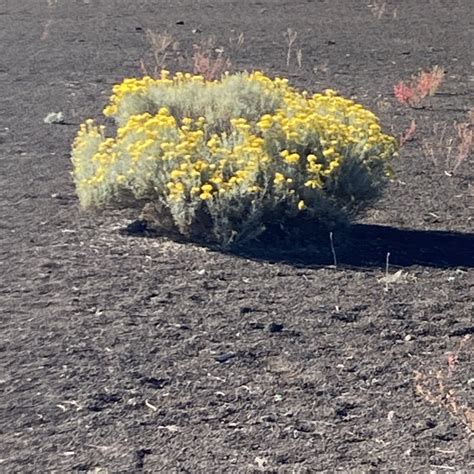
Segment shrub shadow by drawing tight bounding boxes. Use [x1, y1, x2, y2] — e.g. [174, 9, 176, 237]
[235, 224, 474, 269]
[121, 220, 474, 269]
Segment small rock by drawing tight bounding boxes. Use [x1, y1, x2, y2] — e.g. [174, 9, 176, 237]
[142, 377, 167, 389]
[269, 322, 284, 333]
[332, 311, 357, 323]
[134, 448, 152, 469]
[44, 112, 64, 124]
[126, 397, 141, 408]
[426, 418, 437, 429]
[434, 429, 455, 441]
[51, 193, 69, 200]
[215, 352, 236, 363]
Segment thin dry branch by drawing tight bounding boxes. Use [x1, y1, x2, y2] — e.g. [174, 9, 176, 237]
[285, 28, 298, 68]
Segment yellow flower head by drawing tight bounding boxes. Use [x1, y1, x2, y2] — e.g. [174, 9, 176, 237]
[199, 191, 213, 200]
[274, 172, 286, 185]
[285, 153, 300, 164]
[201, 184, 214, 193]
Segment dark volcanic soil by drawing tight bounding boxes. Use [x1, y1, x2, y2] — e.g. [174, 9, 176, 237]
[0, 0, 473, 472]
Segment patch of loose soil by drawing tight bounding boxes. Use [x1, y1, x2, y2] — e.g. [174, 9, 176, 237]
[1, 0, 472, 472]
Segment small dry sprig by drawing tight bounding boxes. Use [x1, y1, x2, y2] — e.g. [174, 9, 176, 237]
[367, 0, 386, 19]
[285, 28, 298, 68]
[414, 335, 473, 432]
[296, 49, 303, 69]
[468, 108, 474, 125]
[422, 114, 472, 175]
[192, 38, 232, 81]
[40, 18, 53, 40]
[399, 119, 417, 147]
[313, 62, 329, 76]
[422, 122, 454, 167]
[329, 231, 337, 269]
[394, 66, 445, 107]
[228, 32, 245, 51]
[450, 121, 472, 174]
[140, 30, 178, 77]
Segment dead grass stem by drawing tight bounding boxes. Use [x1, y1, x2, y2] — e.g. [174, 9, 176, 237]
[285, 28, 298, 68]
[140, 30, 178, 77]
[422, 112, 472, 175]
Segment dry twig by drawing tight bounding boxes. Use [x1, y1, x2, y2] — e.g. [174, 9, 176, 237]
[285, 28, 298, 68]
[140, 30, 178, 77]
[422, 114, 472, 175]
[367, 0, 386, 19]
[399, 119, 417, 147]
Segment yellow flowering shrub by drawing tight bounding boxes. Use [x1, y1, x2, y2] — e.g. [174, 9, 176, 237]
[72, 70, 397, 247]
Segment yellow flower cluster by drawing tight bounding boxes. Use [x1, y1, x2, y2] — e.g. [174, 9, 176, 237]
[72, 70, 397, 243]
[104, 75, 158, 117]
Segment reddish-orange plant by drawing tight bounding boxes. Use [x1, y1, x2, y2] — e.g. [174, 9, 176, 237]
[394, 66, 444, 107]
